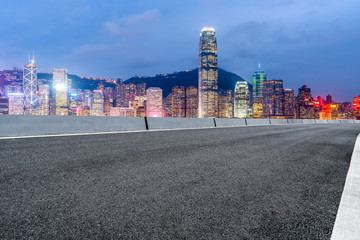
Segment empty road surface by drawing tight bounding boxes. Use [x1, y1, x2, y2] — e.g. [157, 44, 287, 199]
[1, 124, 360, 239]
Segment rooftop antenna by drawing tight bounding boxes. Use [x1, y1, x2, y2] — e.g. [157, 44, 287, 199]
[258, 61, 261, 69]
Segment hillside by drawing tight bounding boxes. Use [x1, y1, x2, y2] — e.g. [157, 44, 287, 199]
[125, 68, 251, 97]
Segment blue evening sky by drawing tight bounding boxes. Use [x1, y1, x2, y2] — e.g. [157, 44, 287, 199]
[0, 0, 359, 101]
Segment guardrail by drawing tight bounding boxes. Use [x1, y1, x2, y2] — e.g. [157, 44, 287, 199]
[0, 115, 359, 137]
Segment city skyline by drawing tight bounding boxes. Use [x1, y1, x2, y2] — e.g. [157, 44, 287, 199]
[0, 0, 359, 102]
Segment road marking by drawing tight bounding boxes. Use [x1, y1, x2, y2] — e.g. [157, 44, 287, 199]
[0, 124, 294, 140]
[331, 133, 360, 240]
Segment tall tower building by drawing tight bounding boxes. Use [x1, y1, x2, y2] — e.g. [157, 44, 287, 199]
[38, 84, 50, 115]
[53, 69, 69, 116]
[146, 87, 165, 117]
[252, 63, 266, 99]
[198, 27, 218, 118]
[252, 63, 266, 118]
[23, 56, 39, 115]
[234, 81, 251, 118]
[263, 80, 284, 118]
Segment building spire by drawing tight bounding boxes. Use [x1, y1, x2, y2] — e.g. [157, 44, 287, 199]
[258, 61, 261, 69]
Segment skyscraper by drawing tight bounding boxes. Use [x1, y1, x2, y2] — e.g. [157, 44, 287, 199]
[252, 64, 266, 118]
[252, 63, 266, 99]
[91, 90, 104, 116]
[234, 81, 251, 118]
[53, 69, 69, 116]
[198, 27, 218, 118]
[185, 86, 198, 118]
[38, 84, 50, 115]
[283, 89, 295, 118]
[172, 86, 186, 118]
[218, 90, 234, 118]
[23, 56, 39, 115]
[297, 85, 314, 119]
[146, 87, 164, 117]
[8, 93, 25, 115]
[0, 97, 9, 115]
[263, 80, 284, 118]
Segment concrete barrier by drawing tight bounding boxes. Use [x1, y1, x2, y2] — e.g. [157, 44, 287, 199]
[328, 120, 341, 124]
[0, 115, 147, 137]
[341, 120, 355, 124]
[315, 119, 329, 124]
[287, 119, 303, 124]
[146, 117, 214, 130]
[269, 119, 288, 125]
[245, 118, 270, 126]
[214, 118, 247, 127]
[302, 119, 316, 124]
[354, 120, 360, 124]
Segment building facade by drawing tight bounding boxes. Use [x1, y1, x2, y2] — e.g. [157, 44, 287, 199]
[234, 81, 250, 118]
[53, 69, 69, 116]
[262, 80, 284, 118]
[198, 27, 218, 118]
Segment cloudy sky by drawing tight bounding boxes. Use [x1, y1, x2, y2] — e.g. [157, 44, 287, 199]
[0, 0, 359, 101]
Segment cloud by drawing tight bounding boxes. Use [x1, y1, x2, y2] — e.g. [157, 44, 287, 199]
[103, 9, 160, 37]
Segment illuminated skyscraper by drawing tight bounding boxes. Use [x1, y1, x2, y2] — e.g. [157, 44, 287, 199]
[198, 27, 218, 118]
[218, 90, 233, 118]
[163, 93, 172, 117]
[53, 69, 69, 115]
[0, 97, 9, 115]
[263, 80, 284, 118]
[283, 89, 295, 118]
[23, 56, 39, 115]
[172, 86, 186, 118]
[297, 85, 315, 119]
[186, 86, 198, 118]
[91, 90, 104, 116]
[38, 84, 50, 115]
[146, 87, 165, 117]
[234, 81, 250, 118]
[252, 63, 266, 99]
[136, 83, 146, 96]
[8, 93, 25, 115]
[252, 64, 266, 118]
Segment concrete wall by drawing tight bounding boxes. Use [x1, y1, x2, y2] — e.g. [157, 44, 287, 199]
[302, 119, 316, 124]
[315, 119, 329, 124]
[0, 115, 147, 137]
[287, 119, 303, 124]
[146, 117, 214, 130]
[270, 119, 288, 125]
[246, 118, 271, 125]
[328, 120, 341, 124]
[355, 120, 360, 124]
[341, 120, 355, 124]
[215, 118, 246, 127]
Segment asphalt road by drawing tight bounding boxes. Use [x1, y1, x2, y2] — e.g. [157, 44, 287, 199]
[1, 124, 360, 239]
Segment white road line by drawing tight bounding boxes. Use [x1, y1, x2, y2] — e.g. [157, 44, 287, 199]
[0, 124, 288, 140]
[331, 134, 360, 240]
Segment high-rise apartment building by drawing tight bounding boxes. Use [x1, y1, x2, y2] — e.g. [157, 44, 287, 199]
[185, 86, 198, 118]
[146, 87, 164, 117]
[38, 84, 50, 115]
[263, 80, 284, 118]
[163, 93, 172, 118]
[91, 90, 104, 116]
[172, 86, 186, 118]
[218, 90, 234, 118]
[198, 27, 218, 118]
[8, 93, 25, 115]
[0, 97, 9, 115]
[297, 85, 314, 119]
[234, 81, 250, 118]
[23, 57, 39, 115]
[53, 69, 69, 115]
[283, 89, 295, 118]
